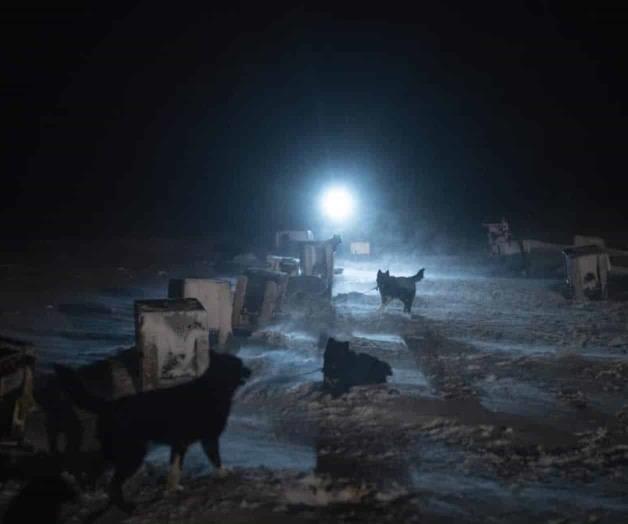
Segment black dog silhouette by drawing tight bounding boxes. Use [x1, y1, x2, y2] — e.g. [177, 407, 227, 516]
[376, 268, 425, 313]
[323, 338, 392, 397]
[54, 351, 251, 511]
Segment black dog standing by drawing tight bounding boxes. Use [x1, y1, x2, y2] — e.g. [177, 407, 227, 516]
[54, 351, 251, 511]
[376, 268, 425, 313]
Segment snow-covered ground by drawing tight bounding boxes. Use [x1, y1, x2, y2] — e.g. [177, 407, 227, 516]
[1, 249, 628, 523]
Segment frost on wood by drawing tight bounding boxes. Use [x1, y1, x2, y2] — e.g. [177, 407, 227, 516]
[168, 278, 233, 350]
[134, 299, 209, 391]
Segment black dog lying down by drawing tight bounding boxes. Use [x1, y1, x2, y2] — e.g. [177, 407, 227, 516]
[376, 268, 425, 313]
[54, 351, 251, 510]
[323, 338, 392, 397]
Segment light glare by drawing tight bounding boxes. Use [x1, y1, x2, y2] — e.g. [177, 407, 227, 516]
[321, 186, 355, 222]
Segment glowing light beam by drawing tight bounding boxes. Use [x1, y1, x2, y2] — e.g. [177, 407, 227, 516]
[320, 186, 355, 222]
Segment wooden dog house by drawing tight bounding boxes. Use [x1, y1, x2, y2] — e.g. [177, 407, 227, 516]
[563, 245, 611, 300]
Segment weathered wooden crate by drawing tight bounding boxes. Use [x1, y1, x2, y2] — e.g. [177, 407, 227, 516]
[168, 278, 233, 350]
[298, 240, 336, 297]
[563, 245, 610, 300]
[266, 255, 300, 276]
[232, 269, 288, 333]
[135, 299, 210, 391]
[275, 230, 314, 257]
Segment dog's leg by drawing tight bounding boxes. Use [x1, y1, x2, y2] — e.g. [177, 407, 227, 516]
[46, 423, 59, 455]
[65, 411, 83, 459]
[403, 298, 412, 315]
[409, 291, 417, 316]
[378, 296, 391, 313]
[109, 474, 133, 513]
[375, 297, 388, 330]
[202, 437, 226, 476]
[108, 442, 146, 513]
[166, 444, 187, 494]
[109, 472, 136, 513]
[402, 290, 415, 316]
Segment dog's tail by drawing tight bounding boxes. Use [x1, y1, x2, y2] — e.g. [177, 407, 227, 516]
[411, 268, 425, 282]
[53, 364, 106, 413]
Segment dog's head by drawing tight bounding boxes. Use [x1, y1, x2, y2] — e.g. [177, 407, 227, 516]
[323, 338, 352, 396]
[207, 351, 252, 390]
[376, 269, 390, 287]
[323, 338, 351, 377]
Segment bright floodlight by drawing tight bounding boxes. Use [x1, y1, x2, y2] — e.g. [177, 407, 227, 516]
[320, 186, 355, 222]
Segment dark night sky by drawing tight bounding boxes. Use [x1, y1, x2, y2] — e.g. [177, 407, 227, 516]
[2, 1, 627, 242]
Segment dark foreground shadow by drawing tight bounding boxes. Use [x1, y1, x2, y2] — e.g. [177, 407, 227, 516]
[2, 474, 78, 524]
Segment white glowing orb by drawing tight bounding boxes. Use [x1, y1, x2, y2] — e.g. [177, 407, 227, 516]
[320, 186, 355, 222]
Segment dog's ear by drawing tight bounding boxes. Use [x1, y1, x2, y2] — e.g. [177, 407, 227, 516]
[385, 270, 390, 276]
[377, 269, 382, 276]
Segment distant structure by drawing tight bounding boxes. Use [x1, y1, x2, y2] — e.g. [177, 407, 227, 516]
[562, 245, 610, 300]
[482, 217, 514, 256]
[275, 230, 314, 257]
[350, 241, 371, 256]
